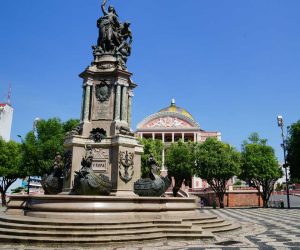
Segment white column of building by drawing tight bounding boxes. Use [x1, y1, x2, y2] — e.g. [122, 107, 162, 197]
[114, 84, 121, 121]
[198, 133, 202, 142]
[162, 149, 165, 171]
[152, 133, 155, 140]
[121, 86, 128, 123]
[194, 133, 197, 142]
[83, 79, 93, 122]
[162, 133, 165, 170]
[182, 133, 185, 142]
[172, 133, 175, 143]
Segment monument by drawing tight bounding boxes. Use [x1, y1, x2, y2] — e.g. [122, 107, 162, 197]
[1, 1, 240, 246]
[63, 0, 142, 197]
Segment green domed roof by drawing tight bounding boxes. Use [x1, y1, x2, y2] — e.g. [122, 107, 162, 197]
[158, 99, 194, 120]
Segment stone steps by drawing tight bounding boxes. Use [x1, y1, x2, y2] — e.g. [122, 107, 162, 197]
[0, 220, 157, 231]
[0, 215, 168, 226]
[0, 227, 204, 238]
[0, 232, 214, 245]
[207, 223, 241, 233]
[189, 218, 225, 225]
[202, 221, 232, 229]
[0, 213, 238, 245]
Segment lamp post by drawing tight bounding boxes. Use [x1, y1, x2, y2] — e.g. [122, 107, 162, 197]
[277, 115, 291, 209]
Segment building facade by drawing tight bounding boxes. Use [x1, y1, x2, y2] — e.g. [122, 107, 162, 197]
[136, 100, 221, 189]
[0, 103, 13, 142]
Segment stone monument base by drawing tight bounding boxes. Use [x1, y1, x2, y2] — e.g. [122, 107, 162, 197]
[6, 195, 198, 219]
[0, 194, 241, 246]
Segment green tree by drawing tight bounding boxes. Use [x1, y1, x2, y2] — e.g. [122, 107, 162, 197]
[0, 138, 24, 206]
[275, 183, 283, 192]
[287, 120, 300, 182]
[165, 140, 195, 197]
[194, 138, 241, 208]
[140, 138, 164, 178]
[240, 133, 283, 208]
[21, 118, 79, 177]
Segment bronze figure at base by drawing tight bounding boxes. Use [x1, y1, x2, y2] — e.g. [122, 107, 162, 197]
[70, 147, 112, 196]
[134, 156, 171, 197]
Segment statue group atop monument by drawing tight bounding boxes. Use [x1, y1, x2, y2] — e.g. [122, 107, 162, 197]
[94, 0, 132, 69]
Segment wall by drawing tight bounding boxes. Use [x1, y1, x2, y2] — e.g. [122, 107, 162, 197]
[196, 190, 262, 207]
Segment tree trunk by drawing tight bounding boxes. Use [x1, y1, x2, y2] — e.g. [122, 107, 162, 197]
[217, 193, 225, 208]
[262, 197, 269, 208]
[1, 192, 6, 207]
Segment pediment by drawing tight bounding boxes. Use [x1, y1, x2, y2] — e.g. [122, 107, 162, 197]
[142, 116, 194, 129]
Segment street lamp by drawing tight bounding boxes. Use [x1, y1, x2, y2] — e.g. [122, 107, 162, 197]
[277, 115, 291, 209]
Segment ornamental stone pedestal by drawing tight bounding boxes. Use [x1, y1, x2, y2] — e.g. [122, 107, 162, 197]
[64, 55, 142, 196]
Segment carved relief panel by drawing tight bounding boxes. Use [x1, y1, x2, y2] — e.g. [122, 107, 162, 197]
[92, 80, 114, 120]
[144, 117, 193, 128]
[91, 148, 109, 174]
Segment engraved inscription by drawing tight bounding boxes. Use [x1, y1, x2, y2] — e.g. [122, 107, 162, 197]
[92, 160, 107, 173]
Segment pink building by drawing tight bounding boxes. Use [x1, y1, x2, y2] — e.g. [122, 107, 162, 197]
[136, 99, 221, 189]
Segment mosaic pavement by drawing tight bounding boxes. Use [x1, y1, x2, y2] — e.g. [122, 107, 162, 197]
[0, 208, 299, 249]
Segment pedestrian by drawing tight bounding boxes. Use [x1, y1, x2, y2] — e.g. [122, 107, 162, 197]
[200, 199, 204, 208]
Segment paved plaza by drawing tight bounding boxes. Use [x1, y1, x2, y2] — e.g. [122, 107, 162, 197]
[0, 207, 299, 250]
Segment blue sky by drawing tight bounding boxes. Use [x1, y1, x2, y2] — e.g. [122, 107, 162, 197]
[0, 0, 300, 161]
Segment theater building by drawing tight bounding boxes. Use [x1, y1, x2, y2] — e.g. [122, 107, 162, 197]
[136, 99, 221, 189]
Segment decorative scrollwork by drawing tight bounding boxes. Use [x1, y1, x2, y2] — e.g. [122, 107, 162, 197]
[119, 151, 134, 183]
[90, 128, 107, 142]
[116, 125, 135, 136]
[95, 80, 112, 102]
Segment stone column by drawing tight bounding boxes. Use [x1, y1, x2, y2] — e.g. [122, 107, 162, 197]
[198, 133, 202, 142]
[80, 86, 86, 122]
[152, 133, 155, 140]
[194, 133, 197, 142]
[182, 133, 185, 142]
[162, 148, 165, 171]
[114, 84, 121, 121]
[127, 90, 134, 127]
[172, 133, 175, 143]
[121, 86, 128, 123]
[83, 80, 93, 122]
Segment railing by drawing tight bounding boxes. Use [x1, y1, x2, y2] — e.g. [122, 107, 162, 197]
[273, 190, 300, 195]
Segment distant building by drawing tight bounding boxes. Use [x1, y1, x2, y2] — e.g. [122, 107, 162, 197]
[22, 177, 43, 194]
[136, 99, 221, 189]
[0, 103, 13, 141]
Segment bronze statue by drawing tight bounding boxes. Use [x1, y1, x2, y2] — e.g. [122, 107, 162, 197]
[95, 0, 133, 69]
[41, 153, 64, 195]
[71, 145, 112, 196]
[97, 0, 121, 52]
[134, 156, 171, 197]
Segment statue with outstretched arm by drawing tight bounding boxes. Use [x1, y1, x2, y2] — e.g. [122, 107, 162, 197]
[101, 0, 108, 15]
[97, 0, 120, 51]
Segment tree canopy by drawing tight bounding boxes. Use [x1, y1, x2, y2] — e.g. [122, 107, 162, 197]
[21, 118, 79, 177]
[139, 138, 164, 178]
[240, 133, 282, 208]
[0, 138, 24, 206]
[287, 120, 300, 182]
[165, 140, 195, 196]
[194, 138, 241, 208]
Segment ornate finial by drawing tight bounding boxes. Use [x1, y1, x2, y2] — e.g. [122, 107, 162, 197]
[171, 98, 176, 106]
